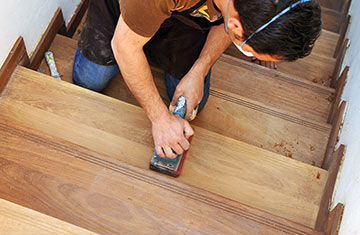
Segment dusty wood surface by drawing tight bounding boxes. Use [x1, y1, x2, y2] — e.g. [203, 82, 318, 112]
[0, 37, 29, 95]
[29, 8, 66, 70]
[0, 66, 329, 227]
[316, 146, 345, 231]
[0, 117, 324, 235]
[321, 7, 343, 33]
[39, 35, 332, 166]
[0, 198, 95, 235]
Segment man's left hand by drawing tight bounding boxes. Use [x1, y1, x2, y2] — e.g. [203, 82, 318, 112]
[171, 71, 204, 120]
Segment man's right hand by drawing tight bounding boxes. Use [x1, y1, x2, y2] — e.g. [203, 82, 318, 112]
[152, 113, 194, 158]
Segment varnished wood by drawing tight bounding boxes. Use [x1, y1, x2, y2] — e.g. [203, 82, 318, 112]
[0, 117, 322, 234]
[30, 8, 66, 70]
[331, 39, 349, 88]
[328, 67, 349, 124]
[316, 145, 345, 231]
[326, 203, 344, 235]
[322, 101, 346, 169]
[334, 15, 351, 58]
[0, 37, 29, 94]
[0, 66, 329, 227]
[0, 198, 95, 234]
[63, 0, 89, 37]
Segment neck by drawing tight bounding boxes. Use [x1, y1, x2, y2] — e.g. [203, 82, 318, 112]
[213, 0, 229, 15]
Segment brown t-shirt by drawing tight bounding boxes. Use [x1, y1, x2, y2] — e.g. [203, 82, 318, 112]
[120, 0, 222, 37]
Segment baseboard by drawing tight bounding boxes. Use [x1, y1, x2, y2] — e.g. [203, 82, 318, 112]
[0, 37, 29, 94]
[316, 146, 345, 231]
[328, 67, 349, 124]
[323, 101, 347, 169]
[29, 8, 66, 70]
[63, 0, 89, 37]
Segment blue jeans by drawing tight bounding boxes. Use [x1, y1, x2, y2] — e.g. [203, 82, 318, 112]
[73, 48, 211, 113]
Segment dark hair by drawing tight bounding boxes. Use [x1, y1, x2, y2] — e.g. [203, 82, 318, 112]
[233, 0, 322, 61]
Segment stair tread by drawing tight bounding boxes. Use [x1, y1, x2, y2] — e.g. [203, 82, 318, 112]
[0, 117, 322, 234]
[0, 66, 328, 227]
[39, 34, 331, 167]
[0, 198, 96, 234]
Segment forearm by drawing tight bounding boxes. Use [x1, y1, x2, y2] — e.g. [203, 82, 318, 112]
[112, 17, 168, 123]
[190, 24, 232, 78]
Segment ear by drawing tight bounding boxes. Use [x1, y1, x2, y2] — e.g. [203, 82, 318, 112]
[227, 17, 244, 36]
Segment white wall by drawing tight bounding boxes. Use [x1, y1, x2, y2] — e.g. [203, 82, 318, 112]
[333, 1, 360, 234]
[0, 0, 81, 67]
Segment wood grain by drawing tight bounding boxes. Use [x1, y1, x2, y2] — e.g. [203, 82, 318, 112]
[0, 66, 328, 227]
[321, 7, 342, 33]
[315, 145, 345, 231]
[30, 8, 66, 70]
[0, 198, 95, 234]
[38, 35, 332, 166]
[334, 15, 351, 58]
[225, 33, 337, 86]
[328, 66, 348, 124]
[0, 117, 322, 234]
[323, 101, 347, 169]
[0, 37, 29, 94]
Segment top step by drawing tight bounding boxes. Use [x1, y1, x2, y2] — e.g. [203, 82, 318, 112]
[0, 66, 328, 228]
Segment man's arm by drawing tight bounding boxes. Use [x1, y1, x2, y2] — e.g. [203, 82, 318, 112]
[171, 23, 232, 118]
[111, 15, 193, 158]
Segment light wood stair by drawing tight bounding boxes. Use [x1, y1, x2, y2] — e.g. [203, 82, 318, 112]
[40, 34, 332, 167]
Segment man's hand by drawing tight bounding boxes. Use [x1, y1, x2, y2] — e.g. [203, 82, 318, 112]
[171, 71, 205, 120]
[152, 113, 194, 158]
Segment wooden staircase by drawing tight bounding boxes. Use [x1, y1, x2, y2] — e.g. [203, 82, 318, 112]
[0, 1, 350, 234]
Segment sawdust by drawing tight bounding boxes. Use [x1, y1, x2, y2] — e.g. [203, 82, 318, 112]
[316, 172, 321, 179]
[274, 141, 295, 159]
[310, 145, 316, 152]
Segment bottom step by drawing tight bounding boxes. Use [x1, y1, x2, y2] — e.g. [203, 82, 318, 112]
[0, 117, 320, 234]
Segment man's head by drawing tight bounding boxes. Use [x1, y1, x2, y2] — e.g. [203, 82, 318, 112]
[226, 0, 322, 62]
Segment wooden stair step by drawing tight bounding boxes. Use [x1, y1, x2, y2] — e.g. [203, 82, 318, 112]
[0, 66, 328, 227]
[211, 55, 334, 123]
[39, 34, 331, 165]
[0, 198, 96, 234]
[0, 117, 322, 234]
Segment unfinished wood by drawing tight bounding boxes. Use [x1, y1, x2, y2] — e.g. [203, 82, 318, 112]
[30, 8, 66, 70]
[0, 66, 329, 227]
[315, 145, 345, 231]
[321, 7, 342, 33]
[64, 0, 89, 37]
[226, 41, 337, 87]
[212, 55, 334, 123]
[0, 198, 95, 235]
[328, 67, 348, 124]
[319, 0, 344, 12]
[0, 117, 323, 234]
[323, 101, 346, 169]
[326, 203, 344, 235]
[0, 37, 29, 94]
[331, 39, 349, 88]
[334, 15, 351, 58]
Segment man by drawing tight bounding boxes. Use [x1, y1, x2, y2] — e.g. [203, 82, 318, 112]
[73, 0, 321, 159]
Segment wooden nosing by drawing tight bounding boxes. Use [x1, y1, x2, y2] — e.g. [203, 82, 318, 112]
[326, 203, 344, 235]
[0, 37, 29, 94]
[29, 8, 66, 70]
[315, 145, 345, 231]
[328, 66, 349, 124]
[64, 0, 89, 37]
[322, 101, 347, 169]
[334, 15, 351, 58]
[210, 89, 331, 133]
[0, 120, 318, 235]
[331, 39, 349, 88]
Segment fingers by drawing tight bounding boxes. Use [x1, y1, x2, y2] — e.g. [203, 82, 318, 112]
[183, 120, 194, 139]
[171, 90, 181, 106]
